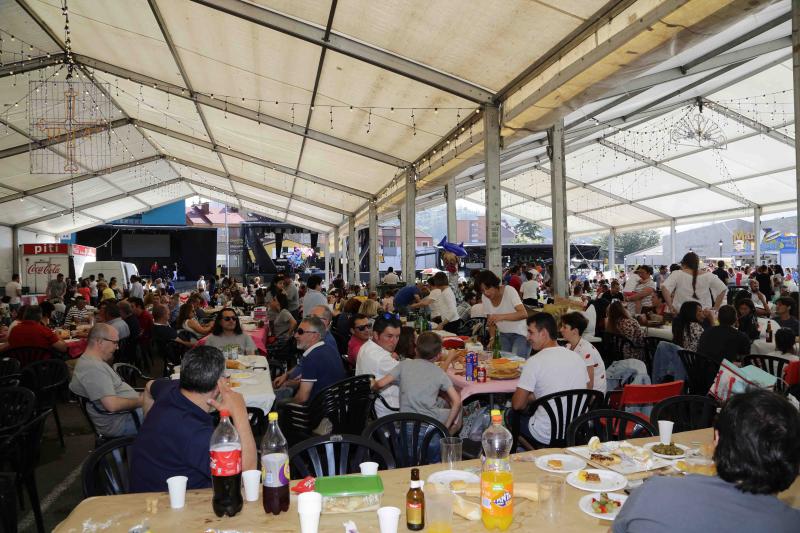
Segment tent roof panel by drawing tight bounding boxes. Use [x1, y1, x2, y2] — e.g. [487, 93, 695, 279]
[0, 152, 76, 191]
[218, 155, 294, 192]
[289, 199, 343, 224]
[0, 2, 62, 61]
[298, 138, 397, 193]
[250, 0, 332, 27]
[0, 131, 29, 152]
[0, 196, 63, 225]
[135, 182, 194, 206]
[81, 197, 148, 220]
[589, 167, 696, 202]
[290, 177, 364, 213]
[143, 129, 224, 172]
[35, 177, 120, 207]
[638, 188, 743, 218]
[285, 213, 330, 233]
[716, 169, 795, 206]
[578, 204, 662, 227]
[229, 182, 290, 209]
[24, 211, 97, 234]
[111, 159, 179, 191]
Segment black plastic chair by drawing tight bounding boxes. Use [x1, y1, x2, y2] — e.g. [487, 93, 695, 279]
[279, 374, 375, 446]
[0, 386, 36, 435]
[76, 395, 141, 446]
[81, 436, 136, 497]
[509, 389, 604, 450]
[601, 332, 642, 367]
[288, 434, 395, 479]
[651, 395, 718, 433]
[0, 472, 16, 533]
[361, 413, 448, 467]
[151, 337, 187, 378]
[0, 357, 21, 377]
[742, 354, 789, 392]
[247, 407, 267, 443]
[21, 359, 68, 448]
[643, 336, 662, 376]
[114, 337, 139, 366]
[677, 350, 720, 395]
[0, 410, 51, 533]
[0, 374, 21, 388]
[112, 363, 153, 390]
[3, 346, 55, 368]
[566, 409, 656, 447]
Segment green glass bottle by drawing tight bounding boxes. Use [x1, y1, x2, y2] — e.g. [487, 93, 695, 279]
[492, 328, 501, 359]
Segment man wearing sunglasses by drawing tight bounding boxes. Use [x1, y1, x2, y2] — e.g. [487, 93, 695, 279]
[284, 316, 345, 405]
[355, 315, 402, 418]
[69, 323, 143, 437]
[347, 314, 372, 366]
[205, 308, 256, 354]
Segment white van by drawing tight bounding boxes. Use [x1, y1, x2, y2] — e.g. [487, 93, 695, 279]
[79, 261, 140, 290]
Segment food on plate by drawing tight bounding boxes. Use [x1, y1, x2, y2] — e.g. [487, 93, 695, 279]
[590, 453, 621, 466]
[675, 460, 717, 476]
[229, 381, 241, 388]
[617, 445, 652, 463]
[546, 459, 563, 470]
[588, 436, 602, 451]
[225, 359, 246, 370]
[591, 492, 621, 515]
[652, 443, 684, 456]
[577, 470, 601, 483]
[452, 493, 481, 520]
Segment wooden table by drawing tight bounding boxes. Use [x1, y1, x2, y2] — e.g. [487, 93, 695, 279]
[56, 429, 800, 532]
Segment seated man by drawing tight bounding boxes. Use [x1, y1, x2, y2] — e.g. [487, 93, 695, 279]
[7, 305, 68, 353]
[309, 305, 339, 354]
[356, 315, 401, 418]
[98, 300, 130, 340]
[68, 324, 142, 437]
[151, 303, 195, 349]
[613, 389, 800, 532]
[130, 346, 256, 492]
[697, 305, 751, 365]
[64, 295, 92, 325]
[347, 314, 371, 366]
[773, 296, 799, 335]
[273, 316, 345, 405]
[511, 313, 588, 446]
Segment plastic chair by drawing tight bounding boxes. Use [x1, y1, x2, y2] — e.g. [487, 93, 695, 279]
[21, 359, 69, 448]
[0, 374, 21, 387]
[601, 332, 642, 367]
[0, 472, 16, 533]
[651, 395, 718, 433]
[0, 357, 21, 377]
[81, 436, 136, 497]
[76, 395, 141, 446]
[279, 374, 375, 446]
[618, 381, 684, 422]
[566, 409, 656, 447]
[247, 407, 267, 443]
[112, 363, 153, 390]
[361, 413, 448, 467]
[3, 346, 55, 368]
[288, 434, 395, 479]
[509, 389, 603, 450]
[0, 386, 36, 435]
[643, 336, 663, 376]
[742, 354, 790, 392]
[677, 350, 720, 395]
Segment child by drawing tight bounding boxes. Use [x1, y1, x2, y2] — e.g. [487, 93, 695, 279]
[769, 327, 798, 362]
[372, 331, 461, 432]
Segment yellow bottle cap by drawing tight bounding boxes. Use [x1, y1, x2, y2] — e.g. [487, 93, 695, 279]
[490, 409, 501, 417]
[268, 412, 278, 422]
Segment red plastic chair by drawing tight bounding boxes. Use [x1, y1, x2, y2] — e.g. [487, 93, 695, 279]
[618, 381, 684, 422]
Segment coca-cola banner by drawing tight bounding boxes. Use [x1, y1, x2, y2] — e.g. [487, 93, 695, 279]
[20, 253, 69, 294]
[26, 263, 62, 275]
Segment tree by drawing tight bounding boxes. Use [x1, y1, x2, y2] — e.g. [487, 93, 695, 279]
[592, 229, 661, 259]
[514, 220, 543, 243]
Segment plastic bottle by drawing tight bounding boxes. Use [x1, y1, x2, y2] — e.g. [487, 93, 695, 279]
[262, 412, 290, 515]
[480, 409, 513, 530]
[210, 410, 243, 517]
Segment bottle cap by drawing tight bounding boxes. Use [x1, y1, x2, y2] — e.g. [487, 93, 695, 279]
[490, 409, 501, 417]
[219, 409, 230, 418]
[268, 411, 278, 422]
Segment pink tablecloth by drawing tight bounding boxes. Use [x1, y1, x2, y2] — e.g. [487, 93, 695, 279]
[197, 328, 266, 355]
[65, 338, 87, 358]
[446, 369, 519, 402]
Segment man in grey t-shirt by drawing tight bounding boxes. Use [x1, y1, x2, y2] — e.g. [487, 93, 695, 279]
[301, 275, 328, 317]
[46, 273, 66, 301]
[69, 323, 142, 437]
[281, 276, 300, 314]
[614, 389, 800, 533]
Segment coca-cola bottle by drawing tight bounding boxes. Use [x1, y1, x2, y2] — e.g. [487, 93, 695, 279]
[210, 410, 243, 517]
[261, 412, 290, 515]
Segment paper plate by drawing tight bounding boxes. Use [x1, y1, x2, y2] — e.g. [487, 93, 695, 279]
[426, 469, 480, 489]
[566, 469, 627, 492]
[578, 492, 628, 521]
[535, 454, 586, 474]
[643, 442, 689, 460]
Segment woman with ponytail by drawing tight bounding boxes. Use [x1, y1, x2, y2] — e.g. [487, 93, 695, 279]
[661, 252, 728, 314]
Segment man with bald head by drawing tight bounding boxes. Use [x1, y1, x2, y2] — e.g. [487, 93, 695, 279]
[310, 304, 339, 354]
[69, 323, 143, 437]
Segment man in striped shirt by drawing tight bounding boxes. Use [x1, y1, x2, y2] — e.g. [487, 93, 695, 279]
[65, 295, 93, 325]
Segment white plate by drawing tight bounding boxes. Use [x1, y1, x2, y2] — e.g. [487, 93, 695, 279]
[426, 469, 480, 489]
[566, 469, 627, 492]
[535, 454, 586, 473]
[643, 442, 689, 460]
[578, 492, 628, 521]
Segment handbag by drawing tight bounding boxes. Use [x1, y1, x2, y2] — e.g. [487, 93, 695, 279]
[709, 359, 778, 402]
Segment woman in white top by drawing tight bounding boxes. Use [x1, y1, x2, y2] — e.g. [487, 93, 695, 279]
[662, 252, 727, 313]
[411, 272, 461, 333]
[475, 270, 530, 357]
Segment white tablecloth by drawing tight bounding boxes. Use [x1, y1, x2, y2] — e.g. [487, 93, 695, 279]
[644, 321, 779, 355]
[174, 355, 275, 413]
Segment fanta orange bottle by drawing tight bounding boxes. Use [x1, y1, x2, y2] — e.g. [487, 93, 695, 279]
[480, 409, 513, 530]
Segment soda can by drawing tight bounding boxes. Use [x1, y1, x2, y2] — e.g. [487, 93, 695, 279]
[465, 352, 475, 382]
[476, 364, 487, 383]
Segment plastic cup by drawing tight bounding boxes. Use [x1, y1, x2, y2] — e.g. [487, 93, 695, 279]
[297, 491, 322, 533]
[539, 475, 564, 523]
[425, 488, 454, 533]
[376, 506, 401, 533]
[658, 420, 675, 445]
[441, 437, 462, 470]
[166, 475, 187, 509]
[359, 461, 379, 475]
[242, 469, 261, 502]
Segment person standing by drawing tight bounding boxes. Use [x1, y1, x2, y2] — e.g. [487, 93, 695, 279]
[89, 274, 98, 306]
[46, 273, 67, 302]
[196, 275, 206, 291]
[5, 273, 21, 315]
[129, 276, 145, 300]
[712, 260, 730, 285]
[382, 267, 399, 285]
[475, 270, 530, 357]
[661, 252, 727, 313]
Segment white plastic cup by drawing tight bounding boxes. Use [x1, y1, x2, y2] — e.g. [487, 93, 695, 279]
[377, 506, 401, 533]
[297, 491, 322, 533]
[166, 475, 188, 509]
[359, 461, 379, 475]
[242, 469, 261, 502]
[658, 420, 675, 445]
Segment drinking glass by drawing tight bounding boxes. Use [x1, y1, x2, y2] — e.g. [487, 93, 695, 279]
[440, 437, 462, 470]
[539, 475, 565, 523]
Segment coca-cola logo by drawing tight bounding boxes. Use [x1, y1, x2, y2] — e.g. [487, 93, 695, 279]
[26, 263, 62, 275]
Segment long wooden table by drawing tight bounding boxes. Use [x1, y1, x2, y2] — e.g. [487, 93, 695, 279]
[55, 429, 800, 532]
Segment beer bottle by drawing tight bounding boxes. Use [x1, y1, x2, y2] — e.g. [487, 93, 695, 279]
[406, 467, 424, 530]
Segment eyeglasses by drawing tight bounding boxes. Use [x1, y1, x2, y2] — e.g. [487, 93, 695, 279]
[221, 316, 237, 321]
[354, 324, 371, 331]
[295, 328, 319, 336]
[102, 337, 119, 345]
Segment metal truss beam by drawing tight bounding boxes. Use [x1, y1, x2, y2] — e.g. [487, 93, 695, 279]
[189, 0, 493, 104]
[0, 52, 65, 77]
[702, 99, 794, 147]
[499, 185, 611, 229]
[0, 118, 130, 159]
[133, 120, 372, 200]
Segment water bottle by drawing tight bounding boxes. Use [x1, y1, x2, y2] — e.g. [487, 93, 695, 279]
[210, 410, 243, 517]
[481, 409, 513, 530]
[261, 412, 290, 515]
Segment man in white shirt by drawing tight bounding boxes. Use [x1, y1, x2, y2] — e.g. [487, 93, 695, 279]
[129, 276, 144, 300]
[382, 267, 400, 285]
[89, 275, 98, 305]
[512, 313, 589, 446]
[5, 273, 21, 313]
[520, 271, 539, 305]
[196, 275, 206, 291]
[355, 315, 401, 418]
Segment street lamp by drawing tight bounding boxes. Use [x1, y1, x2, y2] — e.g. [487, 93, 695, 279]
[718, 239, 723, 257]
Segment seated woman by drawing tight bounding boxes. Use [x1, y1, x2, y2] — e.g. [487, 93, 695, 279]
[176, 302, 212, 340]
[735, 298, 761, 341]
[267, 293, 296, 343]
[605, 300, 645, 359]
[671, 301, 707, 353]
[358, 298, 380, 319]
[204, 308, 256, 354]
[395, 325, 417, 360]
